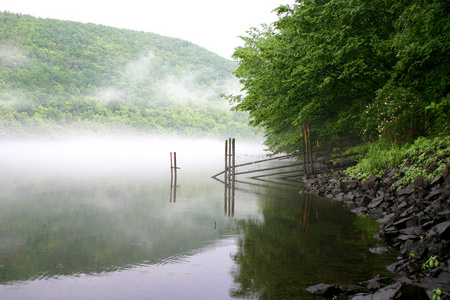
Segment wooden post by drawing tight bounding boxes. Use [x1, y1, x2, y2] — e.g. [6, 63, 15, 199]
[174, 152, 177, 170]
[301, 123, 307, 175]
[224, 139, 228, 213]
[224, 140, 228, 185]
[170, 152, 179, 203]
[231, 138, 235, 217]
[302, 122, 314, 177]
[306, 123, 314, 174]
[174, 152, 177, 202]
[228, 138, 232, 180]
[228, 138, 232, 216]
[223, 138, 236, 217]
[232, 138, 236, 183]
[170, 152, 173, 202]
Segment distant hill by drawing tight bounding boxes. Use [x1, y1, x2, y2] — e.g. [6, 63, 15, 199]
[0, 12, 255, 138]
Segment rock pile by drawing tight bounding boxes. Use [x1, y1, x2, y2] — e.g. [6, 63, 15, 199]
[304, 163, 450, 299]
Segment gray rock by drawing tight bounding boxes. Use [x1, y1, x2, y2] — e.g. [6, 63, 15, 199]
[368, 196, 385, 209]
[369, 247, 390, 254]
[339, 285, 369, 296]
[304, 179, 318, 189]
[413, 177, 425, 189]
[430, 175, 444, 187]
[391, 283, 430, 300]
[344, 193, 356, 201]
[393, 217, 413, 229]
[339, 180, 360, 192]
[306, 283, 338, 297]
[351, 283, 401, 300]
[361, 195, 372, 207]
[427, 162, 440, 173]
[351, 283, 429, 300]
[352, 207, 368, 214]
[360, 275, 391, 291]
[425, 189, 443, 201]
[433, 220, 450, 240]
[418, 272, 450, 292]
[397, 185, 415, 196]
[362, 174, 381, 190]
[377, 213, 396, 225]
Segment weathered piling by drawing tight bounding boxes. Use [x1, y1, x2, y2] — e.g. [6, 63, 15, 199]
[302, 122, 314, 177]
[170, 152, 179, 203]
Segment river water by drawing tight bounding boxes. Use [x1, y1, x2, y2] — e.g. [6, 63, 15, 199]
[0, 137, 396, 299]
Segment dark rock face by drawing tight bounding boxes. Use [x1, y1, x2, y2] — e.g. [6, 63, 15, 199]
[304, 164, 450, 299]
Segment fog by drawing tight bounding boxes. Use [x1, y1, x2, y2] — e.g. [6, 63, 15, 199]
[0, 43, 29, 68]
[88, 50, 241, 109]
[0, 135, 267, 180]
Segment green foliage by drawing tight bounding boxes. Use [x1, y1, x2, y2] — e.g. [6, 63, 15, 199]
[346, 142, 405, 181]
[229, 0, 449, 153]
[0, 12, 256, 138]
[363, 86, 427, 144]
[426, 94, 450, 136]
[431, 288, 450, 300]
[423, 255, 439, 271]
[346, 136, 450, 186]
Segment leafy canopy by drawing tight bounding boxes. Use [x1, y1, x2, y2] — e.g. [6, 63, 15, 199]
[228, 0, 449, 153]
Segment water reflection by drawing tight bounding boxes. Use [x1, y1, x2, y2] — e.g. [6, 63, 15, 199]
[0, 138, 397, 299]
[0, 173, 237, 285]
[229, 188, 396, 299]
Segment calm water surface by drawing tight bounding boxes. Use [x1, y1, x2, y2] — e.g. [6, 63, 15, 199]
[0, 137, 396, 299]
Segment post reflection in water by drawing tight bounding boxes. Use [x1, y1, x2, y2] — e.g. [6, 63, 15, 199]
[224, 176, 235, 217]
[224, 138, 236, 217]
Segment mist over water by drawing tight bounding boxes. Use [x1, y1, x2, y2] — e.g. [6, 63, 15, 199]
[0, 135, 267, 180]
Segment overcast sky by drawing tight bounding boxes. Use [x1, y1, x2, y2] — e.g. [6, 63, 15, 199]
[1, 0, 295, 59]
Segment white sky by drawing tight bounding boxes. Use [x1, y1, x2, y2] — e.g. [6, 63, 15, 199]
[1, 0, 295, 59]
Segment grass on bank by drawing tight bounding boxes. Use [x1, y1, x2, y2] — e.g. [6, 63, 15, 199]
[345, 136, 450, 188]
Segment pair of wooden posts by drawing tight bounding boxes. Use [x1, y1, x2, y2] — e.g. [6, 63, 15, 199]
[224, 138, 235, 216]
[302, 122, 314, 177]
[170, 152, 179, 202]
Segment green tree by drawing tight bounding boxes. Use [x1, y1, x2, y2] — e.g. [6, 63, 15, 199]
[229, 0, 449, 152]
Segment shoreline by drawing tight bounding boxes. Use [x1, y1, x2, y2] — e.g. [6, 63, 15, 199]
[303, 164, 450, 299]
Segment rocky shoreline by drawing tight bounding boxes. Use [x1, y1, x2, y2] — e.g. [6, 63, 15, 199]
[303, 164, 450, 299]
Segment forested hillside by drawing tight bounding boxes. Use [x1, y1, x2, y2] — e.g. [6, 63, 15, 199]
[0, 12, 255, 138]
[229, 0, 449, 153]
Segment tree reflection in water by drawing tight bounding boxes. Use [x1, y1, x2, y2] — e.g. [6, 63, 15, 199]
[229, 190, 396, 299]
